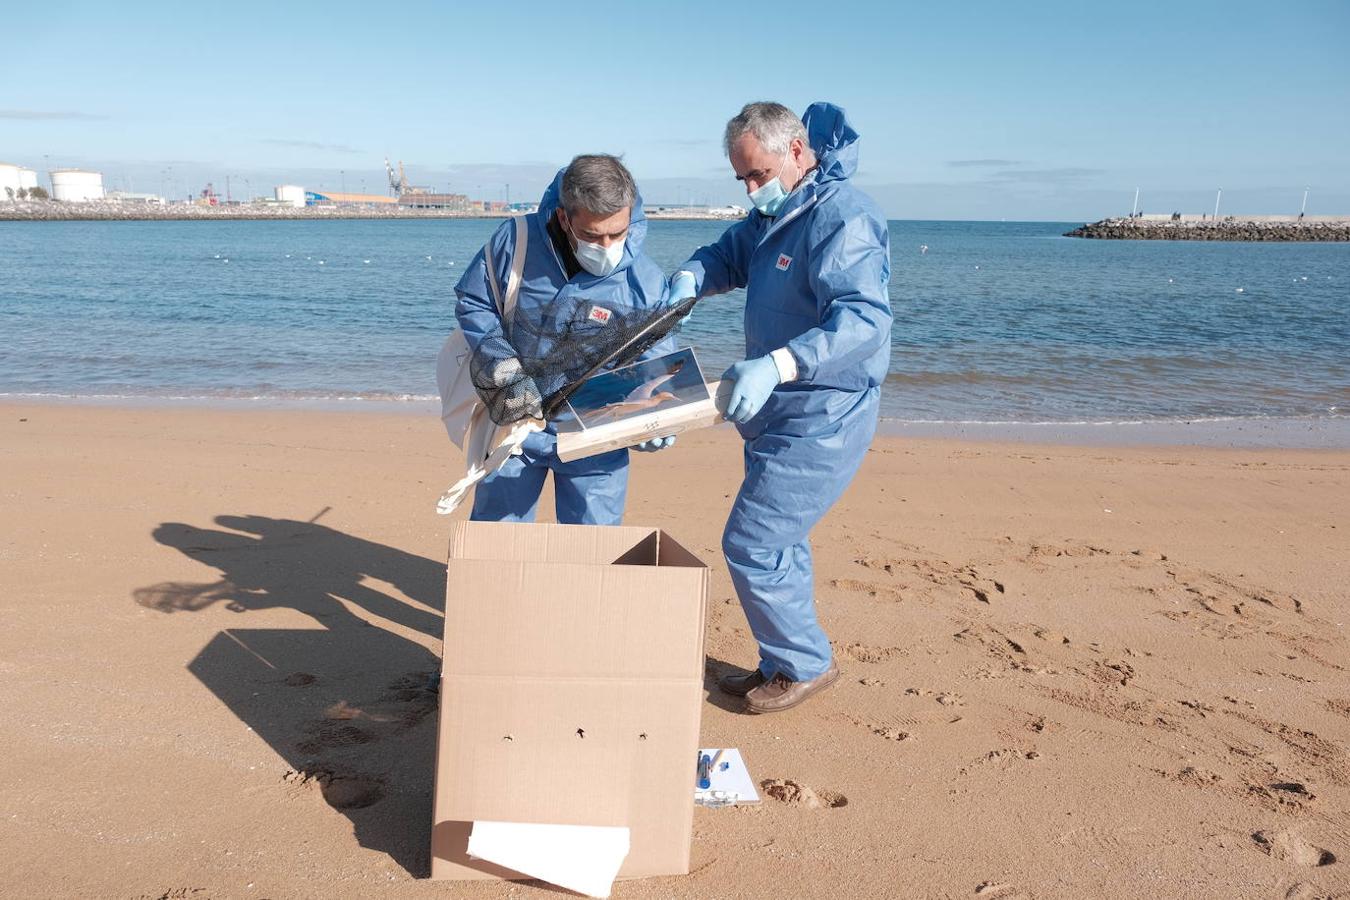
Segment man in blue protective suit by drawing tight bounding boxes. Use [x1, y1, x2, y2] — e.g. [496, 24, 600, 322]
[670, 102, 892, 713]
[454, 154, 676, 525]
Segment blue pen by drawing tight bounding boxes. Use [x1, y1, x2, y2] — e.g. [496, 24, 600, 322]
[697, 753, 712, 790]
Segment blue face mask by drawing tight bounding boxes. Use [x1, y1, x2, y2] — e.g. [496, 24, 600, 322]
[747, 153, 792, 216]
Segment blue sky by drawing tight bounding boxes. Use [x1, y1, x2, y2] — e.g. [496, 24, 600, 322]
[4, 0, 1348, 219]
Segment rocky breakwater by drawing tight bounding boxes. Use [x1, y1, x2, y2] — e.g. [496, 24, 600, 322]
[1065, 217, 1350, 242]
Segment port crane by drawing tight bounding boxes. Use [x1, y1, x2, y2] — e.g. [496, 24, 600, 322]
[385, 158, 407, 196]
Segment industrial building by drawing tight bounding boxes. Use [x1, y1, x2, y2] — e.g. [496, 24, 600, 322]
[105, 191, 164, 204]
[274, 184, 306, 208]
[0, 162, 40, 200]
[398, 192, 472, 210]
[272, 185, 399, 207]
[305, 190, 397, 206]
[50, 169, 105, 202]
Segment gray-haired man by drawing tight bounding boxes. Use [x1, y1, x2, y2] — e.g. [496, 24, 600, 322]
[453, 154, 677, 525]
[669, 101, 893, 712]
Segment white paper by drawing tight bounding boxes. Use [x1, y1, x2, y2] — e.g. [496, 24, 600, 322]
[694, 747, 760, 805]
[467, 820, 630, 898]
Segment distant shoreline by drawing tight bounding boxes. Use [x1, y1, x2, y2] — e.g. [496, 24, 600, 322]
[0, 200, 746, 223]
[1066, 215, 1350, 241]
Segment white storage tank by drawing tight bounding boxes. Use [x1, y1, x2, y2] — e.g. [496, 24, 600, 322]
[0, 163, 20, 200]
[274, 184, 306, 208]
[19, 168, 38, 191]
[51, 169, 105, 202]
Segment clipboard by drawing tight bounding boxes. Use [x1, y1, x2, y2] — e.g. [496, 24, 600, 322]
[694, 748, 760, 806]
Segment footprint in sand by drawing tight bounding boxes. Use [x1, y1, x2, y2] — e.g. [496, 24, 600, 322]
[761, 779, 848, 809]
[283, 769, 386, 810]
[1026, 541, 1113, 559]
[299, 670, 439, 755]
[300, 722, 376, 753]
[321, 774, 386, 810]
[838, 642, 904, 663]
[1252, 829, 1337, 867]
[974, 883, 1030, 899]
[960, 748, 1040, 775]
[1247, 781, 1318, 813]
[831, 577, 904, 601]
[1173, 766, 1223, 787]
[870, 725, 913, 742]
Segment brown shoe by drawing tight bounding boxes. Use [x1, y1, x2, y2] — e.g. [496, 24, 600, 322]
[718, 668, 767, 697]
[745, 661, 840, 714]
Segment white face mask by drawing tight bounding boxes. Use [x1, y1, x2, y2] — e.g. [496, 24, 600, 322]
[567, 219, 625, 277]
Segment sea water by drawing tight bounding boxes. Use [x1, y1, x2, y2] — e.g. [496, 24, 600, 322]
[2, 218, 1346, 434]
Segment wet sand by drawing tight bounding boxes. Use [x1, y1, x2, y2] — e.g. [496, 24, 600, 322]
[1, 402, 1347, 898]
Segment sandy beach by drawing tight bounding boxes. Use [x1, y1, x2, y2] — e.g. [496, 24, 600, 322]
[2, 402, 1347, 899]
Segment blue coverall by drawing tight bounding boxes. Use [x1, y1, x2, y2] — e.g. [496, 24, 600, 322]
[454, 170, 674, 525]
[680, 102, 893, 681]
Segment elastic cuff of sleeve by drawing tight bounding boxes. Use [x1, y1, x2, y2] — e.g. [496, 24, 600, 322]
[769, 347, 799, 384]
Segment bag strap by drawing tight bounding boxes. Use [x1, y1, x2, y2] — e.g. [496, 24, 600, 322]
[483, 216, 529, 336]
[503, 215, 527, 322]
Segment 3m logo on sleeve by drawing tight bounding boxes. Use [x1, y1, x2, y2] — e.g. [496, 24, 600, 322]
[587, 306, 613, 325]
[775, 254, 793, 271]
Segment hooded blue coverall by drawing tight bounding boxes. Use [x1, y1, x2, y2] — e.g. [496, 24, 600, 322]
[454, 170, 674, 525]
[679, 103, 893, 681]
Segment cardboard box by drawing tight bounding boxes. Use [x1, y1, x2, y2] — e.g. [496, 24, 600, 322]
[431, 521, 709, 883]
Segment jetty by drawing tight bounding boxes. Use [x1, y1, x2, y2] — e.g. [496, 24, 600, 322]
[1066, 214, 1350, 241]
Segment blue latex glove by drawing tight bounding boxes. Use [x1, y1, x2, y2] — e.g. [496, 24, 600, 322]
[634, 435, 677, 452]
[717, 356, 781, 424]
[669, 271, 697, 325]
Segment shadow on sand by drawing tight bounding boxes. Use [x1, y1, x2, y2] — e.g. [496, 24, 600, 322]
[134, 513, 445, 877]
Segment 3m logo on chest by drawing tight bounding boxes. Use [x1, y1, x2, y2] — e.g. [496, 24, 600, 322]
[775, 254, 793, 271]
[587, 305, 613, 325]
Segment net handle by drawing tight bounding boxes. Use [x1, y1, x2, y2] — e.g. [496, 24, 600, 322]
[541, 295, 700, 420]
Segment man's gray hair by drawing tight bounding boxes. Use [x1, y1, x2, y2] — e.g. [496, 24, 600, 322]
[560, 154, 636, 216]
[724, 101, 807, 156]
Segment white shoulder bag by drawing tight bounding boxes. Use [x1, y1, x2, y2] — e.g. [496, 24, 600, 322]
[436, 215, 528, 449]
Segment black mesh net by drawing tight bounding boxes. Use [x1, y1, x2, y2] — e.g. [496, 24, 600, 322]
[470, 295, 698, 426]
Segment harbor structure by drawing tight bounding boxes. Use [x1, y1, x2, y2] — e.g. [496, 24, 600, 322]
[305, 190, 397, 207]
[274, 184, 306, 208]
[0, 162, 40, 200]
[50, 169, 105, 202]
[105, 191, 164, 204]
[1066, 215, 1350, 241]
